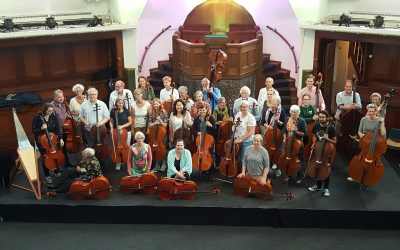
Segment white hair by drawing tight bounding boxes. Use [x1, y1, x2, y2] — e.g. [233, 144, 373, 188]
[240, 86, 251, 95]
[72, 84, 85, 93]
[240, 100, 250, 107]
[201, 78, 210, 85]
[82, 148, 95, 158]
[87, 87, 98, 95]
[290, 105, 300, 113]
[134, 131, 145, 141]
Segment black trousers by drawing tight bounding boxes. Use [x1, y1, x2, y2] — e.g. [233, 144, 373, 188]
[316, 176, 330, 189]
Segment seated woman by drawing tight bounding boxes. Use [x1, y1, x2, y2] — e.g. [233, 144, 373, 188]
[76, 148, 103, 182]
[237, 134, 270, 185]
[127, 132, 153, 176]
[167, 139, 192, 180]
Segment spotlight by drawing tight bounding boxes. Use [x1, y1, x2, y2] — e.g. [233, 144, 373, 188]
[3, 18, 15, 32]
[373, 15, 384, 28]
[87, 16, 103, 27]
[339, 13, 351, 27]
[45, 16, 57, 29]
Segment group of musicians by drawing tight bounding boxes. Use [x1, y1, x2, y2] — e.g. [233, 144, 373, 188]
[31, 73, 388, 198]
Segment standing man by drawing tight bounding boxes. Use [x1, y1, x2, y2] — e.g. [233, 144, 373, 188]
[80, 87, 110, 147]
[109, 80, 134, 111]
[51, 89, 71, 167]
[297, 74, 326, 111]
[201, 77, 221, 112]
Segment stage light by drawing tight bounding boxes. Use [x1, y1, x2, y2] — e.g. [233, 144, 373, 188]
[87, 16, 103, 27]
[339, 13, 351, 27]
[3, 18, 15, 32]
[373, 15, 384, 28]
[45, 16, 57, 29]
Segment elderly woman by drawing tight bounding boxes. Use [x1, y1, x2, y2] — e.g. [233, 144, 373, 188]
[233, 86, 260, 122]
[233, 100, 257, 163]
[76, 148, 103, 182]
[137, 76, 155, 102]
[127, 131, 153, 176]
[178, 85, 194, 111]
[69, 83, 86, 121]
[237, 134, 270, 185]
[282, 105, 308, 184]
[132, 88, 152, 135]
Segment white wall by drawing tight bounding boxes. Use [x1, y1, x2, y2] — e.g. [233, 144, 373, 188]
[325, 0, 400, 16]
[0, 0, 108, 16]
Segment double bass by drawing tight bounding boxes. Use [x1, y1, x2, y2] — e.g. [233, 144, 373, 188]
[90, 103, 110, 160]
[263, 110, 283, 166]
[38, 112, 65, 170]
[218, 117, 241, 177]
[192, 119, 214, 173]
[208, 49, 227, 85]
[306, 118, 336, 181]
[110, 109, 129, 164]
[68, 176, 111, 200]
[63, 100, 83, 154]
[278, 119, 302, 177]
[339, 75, 364, 159]
[347, 89, 395, 186]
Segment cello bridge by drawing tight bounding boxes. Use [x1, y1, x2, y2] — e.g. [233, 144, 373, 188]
[364, 158, 373, 163]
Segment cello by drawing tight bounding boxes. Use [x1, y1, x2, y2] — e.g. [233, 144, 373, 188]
[263, 110, 283, 166]
[90, 103, 110, 160]
[347, 89, 394, 186]
[157, 178, 219, 201]
[216, 99, 233, 156]
[63, 100, 83, 154]
[218, 117, 241, 177]
[233, 175, 272, 200]
[148, 120, 168, 161]
[38, 112, 65, 170]
[68, 176, 111, 200]
[192, 119, 214, 173]
[278, 119, 302, 177]
[339, 75, 364, 159]
[119, 172, 158, 195]
[306, 118, 336, 181]
[110, 109, 129, 164]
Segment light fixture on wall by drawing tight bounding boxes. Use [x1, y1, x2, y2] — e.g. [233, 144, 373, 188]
[339, 13, 351, 27]
[373, 15, 384, 28]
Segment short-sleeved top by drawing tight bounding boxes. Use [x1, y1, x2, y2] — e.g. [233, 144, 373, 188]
[243, 146, 270, 176]
[358, 117, 382, 135]
[233, 112, 256, 142]
[79, 100, 110, 129]
[132, 101, 151, 128]
[109, 89, 134, 110]
[69, 97, 86, 121]
[160, 88, 179, 103]
[312, 122, 336, 139]
[299, 105, 316, 124]
[110, 109, 131, 131]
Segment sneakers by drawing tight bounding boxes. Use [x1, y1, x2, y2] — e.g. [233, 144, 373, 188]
[323, 189, 331, 197]
[275, 170, 281, 178]
[115, 163, 121, 171]
[347, 177, 354, 182]
[160, 163, 167, 172]
[45, 176, 53, 184]
[308, 185, 322, 192]
[272, 164, 278, 170]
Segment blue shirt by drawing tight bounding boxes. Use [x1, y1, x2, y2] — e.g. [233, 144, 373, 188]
[202, 87, 221, 112]
[335, 91, 362, 119]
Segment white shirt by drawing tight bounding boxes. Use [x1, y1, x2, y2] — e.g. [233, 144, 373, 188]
[109, 89, 134, 110]
[69, 97, 86, 121]
[233, 112, 256, 142]
[132, 101, 151, 128]
[80, 100, 110, 129]
[160, 88, 179, 103]
[233, 97, 260, 121]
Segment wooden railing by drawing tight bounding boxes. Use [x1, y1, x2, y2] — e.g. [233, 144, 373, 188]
[349, 41, 367, 82]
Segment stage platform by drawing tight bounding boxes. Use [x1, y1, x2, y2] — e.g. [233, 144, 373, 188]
[1, 152, 399, 230]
